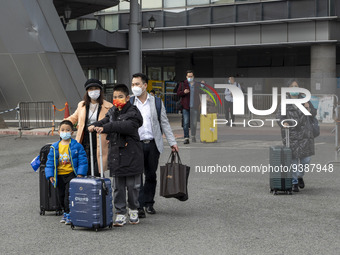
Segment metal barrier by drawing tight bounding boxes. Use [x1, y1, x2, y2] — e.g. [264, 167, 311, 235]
[18, 101, 54, 130]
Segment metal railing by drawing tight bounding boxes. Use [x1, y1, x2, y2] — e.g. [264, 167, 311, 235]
[18, 101, 54, 130]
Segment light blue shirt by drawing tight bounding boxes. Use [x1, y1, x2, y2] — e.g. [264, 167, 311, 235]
[224, 82, 241, 102]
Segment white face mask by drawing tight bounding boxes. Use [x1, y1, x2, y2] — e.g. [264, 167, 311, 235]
[132, 86, 143, 97]
[88, 90, 100, 100]
[187, 77, 193, 83]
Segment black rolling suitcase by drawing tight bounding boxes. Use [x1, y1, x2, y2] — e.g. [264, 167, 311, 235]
[269, 128, 293, 195]
[39, 144, 62, 215]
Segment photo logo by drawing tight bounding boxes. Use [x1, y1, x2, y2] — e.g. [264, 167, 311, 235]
[201, 85, 312, 127]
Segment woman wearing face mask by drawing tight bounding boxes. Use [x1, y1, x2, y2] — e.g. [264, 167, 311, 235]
[67, 79, 113, 176]
[276, 79, 317, 192]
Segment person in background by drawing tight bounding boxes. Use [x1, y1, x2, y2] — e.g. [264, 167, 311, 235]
[177, 70, 203, 144]
[276, 79, 317, 192]
[67, 79, 113, 176]
[150, 89, 156, 97]
[224, 76, 242, 127]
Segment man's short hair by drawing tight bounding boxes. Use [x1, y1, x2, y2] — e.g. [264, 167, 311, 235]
[186, 70, 194, 75]
[132, 73, 149, 85]
[59, 120, 73, 130]
[114, 84, 130, 97]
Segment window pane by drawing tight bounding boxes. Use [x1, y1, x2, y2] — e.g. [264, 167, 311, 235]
[211, 0, 235, 4]
[142, 11, 164, 28]
[188, 7, 211, 25]
[237, 3, 262, 22]
[142, 0, 162, 9]
[290, 0, 315, 18]
[263, 2, 287, 20]
[164, 9, 187, 27]
[79, 20, 97, 30]
[119, 1, 130, 11]
[119, 13, 130, 30]
[212, 6, 234, 24]
[99, 6, 118, 13]
[317, 0, 329, 16]
[164, 0, 186, 8]
[187, 0, 210, 6]
[148, 67, 162, 81]
[66, 19, 77, 31]
[102, 14, 119, 31]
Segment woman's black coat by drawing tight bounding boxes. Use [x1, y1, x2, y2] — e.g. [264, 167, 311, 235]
[276, 95, 317, 159]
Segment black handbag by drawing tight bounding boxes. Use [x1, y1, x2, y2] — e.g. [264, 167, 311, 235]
[160, 151, 190, 201]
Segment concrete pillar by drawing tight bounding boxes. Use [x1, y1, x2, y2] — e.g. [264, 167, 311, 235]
[116, 54, 130, 89]
[310, 44, 337, 96]
[129, 0, 141, 78]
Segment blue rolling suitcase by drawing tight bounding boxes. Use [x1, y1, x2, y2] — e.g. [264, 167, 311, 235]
[269, 128, 293, 195]
[69, 133, 113, 231]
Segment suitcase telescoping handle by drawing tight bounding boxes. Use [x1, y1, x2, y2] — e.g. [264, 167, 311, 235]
[98, 133, 104, 178]
[285, 127, 290, 148]
[88, 131, 104, 178]
[89, 131, 95, 177]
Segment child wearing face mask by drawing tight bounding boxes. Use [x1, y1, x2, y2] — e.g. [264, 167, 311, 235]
[45, 120, 88, 225]
[88, 84, 144, 227]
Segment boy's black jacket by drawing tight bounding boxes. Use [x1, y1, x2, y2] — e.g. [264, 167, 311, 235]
[93, 101, 144, 177]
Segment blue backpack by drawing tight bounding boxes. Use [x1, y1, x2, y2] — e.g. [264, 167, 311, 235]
[130, 96, 162, 133]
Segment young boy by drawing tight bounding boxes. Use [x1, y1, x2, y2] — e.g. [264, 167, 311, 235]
[88, 84, 143, 226]
[45, 120, 88, 225]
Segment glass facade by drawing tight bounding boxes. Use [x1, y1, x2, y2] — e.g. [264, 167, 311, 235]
[93, 0, 334, 31]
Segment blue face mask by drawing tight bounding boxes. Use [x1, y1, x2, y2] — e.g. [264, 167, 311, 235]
[187, 78, 193, 83]
[290, 92, 300, 97]
[60, 132, 72, 140]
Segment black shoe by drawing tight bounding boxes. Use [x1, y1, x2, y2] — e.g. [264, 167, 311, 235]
[192, 137, 196, 143]
[138, 208, 146, 218]
[184, 138, 189, 144]
[292, 184, 299, 192]
[298, 178, 305, 189]
[145, 206, 156, 214]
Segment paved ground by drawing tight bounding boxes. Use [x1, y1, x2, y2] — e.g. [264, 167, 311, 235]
[0, 115, 339, 255]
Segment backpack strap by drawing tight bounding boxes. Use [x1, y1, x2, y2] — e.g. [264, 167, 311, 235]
[131, 95, 162, 133]
[155, 97, 162, 134]
[129, 96, 135, 105]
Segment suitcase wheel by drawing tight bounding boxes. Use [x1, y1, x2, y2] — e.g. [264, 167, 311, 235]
[273, 191, 278, 195]
[71, 224, 75, 230]
[40, 209, 45, 216]
[56, 210, 63, 216]
[109, 223, 113, 229]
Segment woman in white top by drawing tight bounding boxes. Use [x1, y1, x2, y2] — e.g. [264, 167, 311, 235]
[67, 79, 113, 176]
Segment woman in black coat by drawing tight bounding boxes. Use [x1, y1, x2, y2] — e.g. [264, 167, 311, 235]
[277, 79, 317, 192]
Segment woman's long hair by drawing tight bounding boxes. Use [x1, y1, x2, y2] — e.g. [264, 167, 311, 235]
[83, 89, 104, 106]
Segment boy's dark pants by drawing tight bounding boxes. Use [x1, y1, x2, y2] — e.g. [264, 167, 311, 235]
[57, 172, 76, 213]
[113, 174, 141, 215]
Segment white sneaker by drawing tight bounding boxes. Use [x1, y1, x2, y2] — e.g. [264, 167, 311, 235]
[113, 214, 126, 227]
[129, 209, 139, 225]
